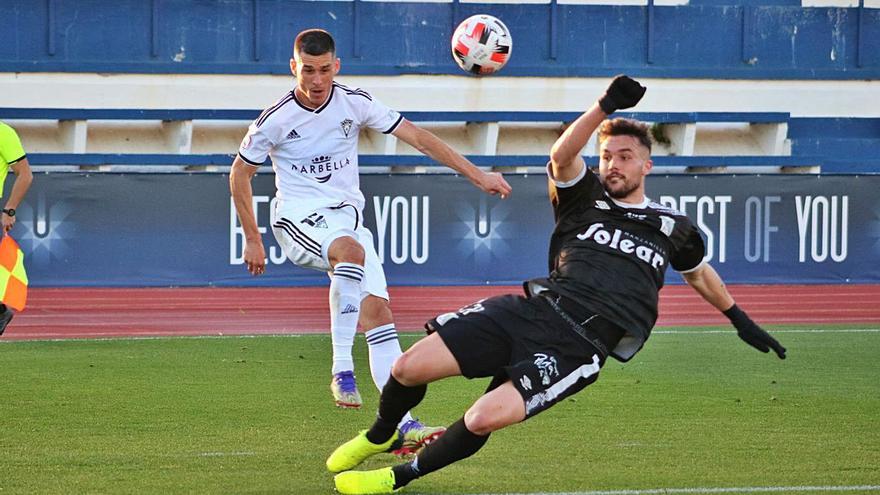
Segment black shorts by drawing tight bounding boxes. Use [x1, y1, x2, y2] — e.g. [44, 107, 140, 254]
[427, 294, 614, 419]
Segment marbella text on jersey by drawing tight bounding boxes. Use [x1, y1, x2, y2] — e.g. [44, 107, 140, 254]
[294, 156, 352, 177]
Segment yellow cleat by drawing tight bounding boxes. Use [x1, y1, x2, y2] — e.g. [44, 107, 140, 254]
[334, 467, 397, 495]
[327, 430, 400, 473]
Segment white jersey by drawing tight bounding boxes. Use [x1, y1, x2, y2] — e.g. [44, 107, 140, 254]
[238, 82, 403, 210]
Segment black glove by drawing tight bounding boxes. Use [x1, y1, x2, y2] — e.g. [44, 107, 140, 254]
[723, 304, 786, 359]
[598, 75, 647, 115]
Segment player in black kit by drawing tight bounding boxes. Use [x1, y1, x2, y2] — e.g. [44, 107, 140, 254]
[326, 75, 787, 494]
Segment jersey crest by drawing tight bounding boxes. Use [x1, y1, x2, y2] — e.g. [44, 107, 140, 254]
[340, 118, 353, 137]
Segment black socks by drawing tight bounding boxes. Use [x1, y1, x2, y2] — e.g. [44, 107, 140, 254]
[365, 375, 427, 444]
[392, 418, 490, 489]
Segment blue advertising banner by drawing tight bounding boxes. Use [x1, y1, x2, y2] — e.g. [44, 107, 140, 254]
[13, 173, 880, 287]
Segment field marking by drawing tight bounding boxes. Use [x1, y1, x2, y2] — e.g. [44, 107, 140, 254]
[2, 328, 880, 344]
[460, 485, 880, 495]
[196, 451, 255, 457]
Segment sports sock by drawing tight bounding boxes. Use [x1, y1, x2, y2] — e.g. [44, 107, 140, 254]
[365, 324, 414, 426]
[392, 418, 489, 488]
[366, 375, 426, 444]
[329, 262, 364, 375]
[365, 324, 402, 389]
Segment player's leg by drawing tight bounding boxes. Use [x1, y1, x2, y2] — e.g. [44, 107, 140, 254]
[335, 358, 600, 495]
[360, 294, 445, 454]
[325, 332, 462, 474]
[359, 295, 400, 393]
[333, 380, 523, 494]
[356, 236, 404, 400]
[328, 295, 515, 478]
[326, 235, 367, 408]
[357, 233, 446, 452]
[270, 203, 366, 408]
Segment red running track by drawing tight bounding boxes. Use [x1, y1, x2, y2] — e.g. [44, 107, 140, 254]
[3, 285, 879, 340]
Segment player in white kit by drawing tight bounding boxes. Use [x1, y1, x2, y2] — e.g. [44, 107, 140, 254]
[229, 29, 512, 455]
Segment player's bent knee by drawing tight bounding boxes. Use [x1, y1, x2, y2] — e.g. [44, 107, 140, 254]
[390, 352, 423, 386]
[360, 296, 393, 328]
[464, 383, 526, 435]
[463, 408, 502, 436]
[328, 236, 365, 266]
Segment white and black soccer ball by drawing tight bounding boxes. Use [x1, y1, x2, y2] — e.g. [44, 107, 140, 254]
[451, 14, 512, 75]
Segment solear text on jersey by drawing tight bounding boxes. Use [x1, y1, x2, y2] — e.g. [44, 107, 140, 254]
[576, 222, 669, 270]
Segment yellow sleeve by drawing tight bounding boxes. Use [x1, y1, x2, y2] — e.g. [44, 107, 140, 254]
[0, 123, 26, 165]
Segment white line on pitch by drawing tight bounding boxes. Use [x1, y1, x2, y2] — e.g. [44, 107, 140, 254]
[458, 484, 880, 495]
[196, 451, 255, 457]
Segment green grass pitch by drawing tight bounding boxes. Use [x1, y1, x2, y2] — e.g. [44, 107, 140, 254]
[1, 325, 878, 494]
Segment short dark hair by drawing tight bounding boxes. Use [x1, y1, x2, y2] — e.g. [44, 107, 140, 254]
[293, 29, 336, 58]
[598, 118, 652, 153]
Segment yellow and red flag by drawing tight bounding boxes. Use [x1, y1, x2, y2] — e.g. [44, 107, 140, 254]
[0, 235, 28, 311]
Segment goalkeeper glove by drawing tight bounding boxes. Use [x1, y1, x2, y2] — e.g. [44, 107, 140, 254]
[723, 304, 786, 359]
[598, 75, 647, 115]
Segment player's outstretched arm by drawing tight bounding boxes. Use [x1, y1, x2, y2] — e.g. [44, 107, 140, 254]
[392, 119, 512, 198]
[229, 156, 266, 276]
[550, 75, 647, 183]
[681, 263, 787, 359]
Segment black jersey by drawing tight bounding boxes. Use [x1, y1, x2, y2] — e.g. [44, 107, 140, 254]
[527, 165, 705, 361]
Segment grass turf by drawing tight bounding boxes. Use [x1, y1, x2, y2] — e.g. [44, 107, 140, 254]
[1, 324, 878, 494]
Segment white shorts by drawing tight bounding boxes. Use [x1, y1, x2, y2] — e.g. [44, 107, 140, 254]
[271, 201, 389, 300]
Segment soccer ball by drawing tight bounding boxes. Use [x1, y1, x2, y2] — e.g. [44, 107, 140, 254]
[451, 14, 512, 75]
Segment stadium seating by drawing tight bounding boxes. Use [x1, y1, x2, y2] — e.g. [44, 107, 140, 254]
[5, 107, 874, 173]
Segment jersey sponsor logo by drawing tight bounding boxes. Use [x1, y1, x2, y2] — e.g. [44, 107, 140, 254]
[340, 118, 353, 137]
[292, 155, 352, 181]
[625, 212, 647, 221]
[594, 200, 610, 210]
[577, 222, 667, 270]
[286, 128, 301, 140]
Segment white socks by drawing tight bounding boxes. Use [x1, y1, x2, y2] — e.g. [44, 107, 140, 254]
[365, 324, 414, 425]
[329, 262, 364, 375]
